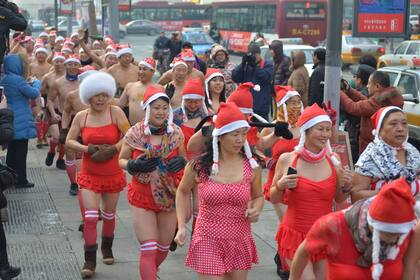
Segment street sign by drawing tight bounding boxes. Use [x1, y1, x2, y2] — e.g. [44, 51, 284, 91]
[353, 0, 409, 38]
[60, 0, 73, 15]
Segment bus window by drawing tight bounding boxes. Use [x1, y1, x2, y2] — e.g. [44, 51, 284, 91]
[156, 8, 169, 20]
[170, 8, 183, 20]
[285, 2, 326, 20]
[144, 8, 156, 21]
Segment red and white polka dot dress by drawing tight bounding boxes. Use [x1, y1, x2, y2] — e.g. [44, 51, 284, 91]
[185, 159, 259, 275]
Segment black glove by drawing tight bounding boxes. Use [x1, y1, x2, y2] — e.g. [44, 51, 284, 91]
[126, 155, 159, 175]
[165, 84, 175, 99]
[59, 128, 69, 144]
[201, 125, 214, 137]
[166, 156, 186, 173]
[274, 121, 293, 139]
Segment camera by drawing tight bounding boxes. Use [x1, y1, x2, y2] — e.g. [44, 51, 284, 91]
[242, 53, 256, 67]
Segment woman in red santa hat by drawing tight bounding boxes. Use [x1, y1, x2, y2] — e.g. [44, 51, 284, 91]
[291, 177, 417, 280]
[270, 103, 353, 279]
[119, 85, 186, 280]
[352, 106, 420, 202]
[204, 68, 226, 114]
[66, 72, 130, 278]
[174, 102, 263, 279]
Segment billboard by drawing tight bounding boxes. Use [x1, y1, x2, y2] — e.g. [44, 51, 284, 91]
[353, 0, 409, 38]
[60, 0, 73, 15]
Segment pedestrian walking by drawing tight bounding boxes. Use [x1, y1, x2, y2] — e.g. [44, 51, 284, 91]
[287, 51, 309, 106]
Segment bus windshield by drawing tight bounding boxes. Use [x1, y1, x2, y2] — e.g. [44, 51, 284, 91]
[285, 2, 326, 19]
[185, 32, 213, 44]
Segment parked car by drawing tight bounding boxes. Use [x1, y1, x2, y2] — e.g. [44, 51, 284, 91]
[57, 19, 81, 36]
[261, 44, 315, 76]
[378, 40, 420, 68]
[126, 20, 162, 35]
[341, 35, 385, 66]
[29, 19, 46, 32]
[377, 66, 420, 149]
[182, 31, 214, 60]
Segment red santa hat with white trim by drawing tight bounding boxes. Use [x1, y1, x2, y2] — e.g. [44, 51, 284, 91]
[367, 177, 417, 280]
[181, 78, 208, 121]
[170, 57, 188, 69]
[142, 85, 173, 135]
[64, 54, 81, 65]
[204, 68, 224, 105]
[34, 47, 48, 55]
[275, 85, 303, 123]
[116, 44, 133, 58]
[227, 82, 266, 123]
[295, 103, 340, 165]
[79, 72, 116, 105]
[139, 57, 156, 71]
[52, 52, 65, 62]
[371, 106, 405, 142]
[211, 102, 259, 175]
[181, 49, 195, 62]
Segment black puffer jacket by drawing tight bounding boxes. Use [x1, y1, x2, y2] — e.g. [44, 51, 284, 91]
[0, 108, 13, 145]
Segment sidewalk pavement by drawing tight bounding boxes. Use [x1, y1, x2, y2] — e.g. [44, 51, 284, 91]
[4, 142, 280, 280]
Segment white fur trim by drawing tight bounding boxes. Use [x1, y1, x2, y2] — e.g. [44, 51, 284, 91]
[373, 106, 403, 141]
[79, 72, 116, 105]
[171, 61, 188, 69]
[388, 233, 409, 260]
[183, 56, 195, 62]
[35, 47, 48, 55]
[252, 113, 268, 123]
[183, 94, 204, 100]
[117, 47, 133, 58]
[78, 70, 98, 82]
[55, 36, 64, 43]
[239, 107, 253, 114]
[371, 229, 383, 280]
[167, 108, 174, 134]
[62, 47, 73, 54]
[144, 106, 151, 135]
[300, 115, 331, 131]
[277, 90, 300, 106]
[39, 32, 49, 37]
[70, 32, 78, 38]
[243, 140, 259, 169]
[104, 51, 117, 59]
[367, 213, 416, 233]
[212, 120, 250, 137]
[52, 55, 65, 62]
[295, 128, 306, 152]
[139, 60, 155, 70]
[253, 84, 260, 92]
[205, 72, 224, 105]
[211, 136, 219, 176]
[64, 57, 80, 64]
[143, 92, 168, 109]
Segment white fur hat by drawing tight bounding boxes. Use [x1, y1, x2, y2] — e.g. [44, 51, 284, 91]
[79, 72, 116, 105]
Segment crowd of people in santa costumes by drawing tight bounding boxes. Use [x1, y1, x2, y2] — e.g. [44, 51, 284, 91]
[2, 25, 420, 280]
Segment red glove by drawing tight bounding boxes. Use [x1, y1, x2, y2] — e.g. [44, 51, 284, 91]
[322, 100, 337, 126]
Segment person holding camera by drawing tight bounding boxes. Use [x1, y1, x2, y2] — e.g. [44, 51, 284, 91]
[208, 44, 236, 97]
[232, 43, 273, 121]
[0, 0, 27, 68]
[0, 94, 21, 279]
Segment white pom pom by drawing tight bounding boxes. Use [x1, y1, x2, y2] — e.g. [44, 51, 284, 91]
[372, 129, 376, 136]
[253, 84, 260, 92]
[211, 163, 219, 176]
[372, 263, 384, 280]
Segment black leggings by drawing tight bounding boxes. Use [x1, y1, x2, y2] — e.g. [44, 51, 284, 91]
[6, 139, 28, 185]
[0, 192, 7, 266]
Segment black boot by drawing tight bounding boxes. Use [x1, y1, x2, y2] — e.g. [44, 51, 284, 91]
[81, 244, 97, 279]
[0, 264, 21, 280]
[274, 253, 290, 280]
[45, 152, 55, 166]
[56, 159, 66, 170]
[101, 236, 114, 265]
[69, 183, 79, 196]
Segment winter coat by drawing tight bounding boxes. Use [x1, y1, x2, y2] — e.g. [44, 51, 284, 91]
[0, 54, 40, 140]
[308, 62, 325, 106]
[169, 39, 182, 62]
[270, 40, 291, 86]
[287, 65, 309, 106]
[209, 45, 237, 96]
[340, 86, 404, 154]
[0, 108, 13, 145]
[232, 59, 273, 118]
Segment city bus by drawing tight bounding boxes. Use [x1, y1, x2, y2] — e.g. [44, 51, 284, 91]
[119, 1, 211, 31]
[211, 0, 327, 52]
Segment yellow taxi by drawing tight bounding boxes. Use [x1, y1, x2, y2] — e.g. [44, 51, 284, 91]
[341, 35, 385, 65]
[378, 40, 420, 68]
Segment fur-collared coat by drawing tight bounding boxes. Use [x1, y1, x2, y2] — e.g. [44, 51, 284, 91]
[340, 86, 404, 154]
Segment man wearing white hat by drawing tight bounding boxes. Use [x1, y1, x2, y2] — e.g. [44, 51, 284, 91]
[29, 47, 51, 80]
[118, 57, 156, 125]
[107, 44, 139, 100]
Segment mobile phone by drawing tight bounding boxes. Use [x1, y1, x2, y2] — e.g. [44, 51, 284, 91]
[287, 166, 297, 175]
[0, 86, 4, 100]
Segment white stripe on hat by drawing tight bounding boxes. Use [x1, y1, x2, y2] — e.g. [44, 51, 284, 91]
[205, 72, 224, 105]
[139, 60, 154, 70]
[52, 55, 65, 62]
[182, 94, 204, 100]
[372, 106, 403, 141]
[212, 120, 250, 137]
[35, 47, 48, 54]
[64, 57, 81, 64]
[117, 47, 133, 58]
[367, 212, 416, 234]
[142, 92, 168, 110]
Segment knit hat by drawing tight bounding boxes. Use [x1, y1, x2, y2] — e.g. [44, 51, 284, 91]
[295, 103, 340, 165]
[367, 177, 416, 280]
[181, 78, 208, 121]
[52, 52, 65, 62]
[204, 68, 224, 105]
[64, 54, 81, 64]
[55, 36, 65, 43]
[139, 57, 156, 70]
[117, 44, 133, 58]
[79, 72, 116, 105]
[371, 106, 404, 141]
[227, 82, 266, 123]
[210, 44, 228, 60]
[275, 85, 303, 123]
[170, 57, 188, 69]
[211, 102, 259, 175]
[142, 85, 173, 135]
[181, 49, 195, 62]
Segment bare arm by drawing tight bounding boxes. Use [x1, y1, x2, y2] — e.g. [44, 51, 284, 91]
[290, 241, 310, 280]
[157, 70, 173, 86]
[66, 111, 88, 153]
[270, 153, 297, 203]
[333, 159, 353, 203]
[79, 40, 105, 69]
[257, 127, 278, 150]
[187, 127, 209, 155]
[403, 223, 420, 280]
[350, 173, 376, 203]
[246, 167, 264, 223]
[118, 84, 130, 108]
[118, 140, 134, 170]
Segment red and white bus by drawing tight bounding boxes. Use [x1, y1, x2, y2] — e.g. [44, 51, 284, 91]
[119, 1, 211, 32]
[212, 0, 327, 52]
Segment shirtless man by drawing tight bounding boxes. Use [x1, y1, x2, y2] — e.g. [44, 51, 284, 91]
[118, 57, 155, 125]
[158, 49, 205, 87]
[40, 53, 66, 163]
[48, 54, 81, 195]
[162, 58, 188, 108]
[30, 47, 52, 80]
[102, 51, 118, 70]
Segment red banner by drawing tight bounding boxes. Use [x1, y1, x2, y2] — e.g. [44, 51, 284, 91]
[358, 13, 404, 33]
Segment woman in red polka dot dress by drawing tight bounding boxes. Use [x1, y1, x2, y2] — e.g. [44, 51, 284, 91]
[175, 102, 264, 279]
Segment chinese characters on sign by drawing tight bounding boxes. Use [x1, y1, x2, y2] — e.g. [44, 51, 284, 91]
[60, 0, 73, 15]
[353, 0, 409, 37]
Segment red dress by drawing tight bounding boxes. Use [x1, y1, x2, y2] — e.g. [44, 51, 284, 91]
[263, 138, 299, 201]
[305, 211, 410, 280]
[185, 160, 258, 275]
[180, 124, 195, 160]
[78, 108, 126, 193]
[276, 154, 337, 263]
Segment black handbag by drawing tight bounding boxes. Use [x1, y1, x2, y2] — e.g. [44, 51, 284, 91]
[0, 164, 17, 191]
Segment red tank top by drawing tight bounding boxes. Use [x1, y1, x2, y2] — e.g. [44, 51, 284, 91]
[80, 107, 122, 176]
[180, 124, 195, 160]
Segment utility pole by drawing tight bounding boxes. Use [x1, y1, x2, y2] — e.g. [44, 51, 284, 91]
[54, 0, 58, 29]
[323, 0, 343, 128]
[109, 0, 119, 42]
[88, 1, 98, 36]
